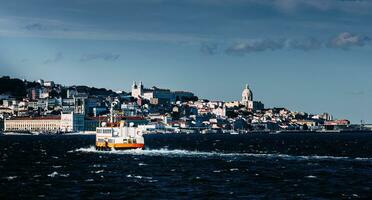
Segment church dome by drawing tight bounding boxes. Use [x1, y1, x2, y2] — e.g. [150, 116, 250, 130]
[242, 84, 253, 101]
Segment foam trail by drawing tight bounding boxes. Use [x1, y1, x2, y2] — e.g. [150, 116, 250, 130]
[72, 146, 372, 162]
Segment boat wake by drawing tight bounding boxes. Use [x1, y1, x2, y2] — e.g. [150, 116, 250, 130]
[72, 146, 372, 162]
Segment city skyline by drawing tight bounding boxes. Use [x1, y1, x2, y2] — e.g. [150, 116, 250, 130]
[0, 74, 366, 124]
[0, 0, 371, 123]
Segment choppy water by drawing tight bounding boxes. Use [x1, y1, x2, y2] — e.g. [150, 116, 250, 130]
[1, 133, 372, 199]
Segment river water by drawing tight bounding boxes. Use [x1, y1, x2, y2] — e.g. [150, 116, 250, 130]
[1, 133, 372, 199]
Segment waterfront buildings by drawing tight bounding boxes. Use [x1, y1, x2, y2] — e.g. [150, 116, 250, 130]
[324, 119, 351, 130]
[60, 112, 85, 132]
[0, 75, 357, 133]
[4, 116, 61, 133]
[4, 112, 85, 133]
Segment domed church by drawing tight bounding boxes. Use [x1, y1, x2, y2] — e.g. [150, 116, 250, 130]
[241, 84, 253, 109]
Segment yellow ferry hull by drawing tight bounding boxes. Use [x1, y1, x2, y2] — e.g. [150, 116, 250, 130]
[96, 142, 144, 150]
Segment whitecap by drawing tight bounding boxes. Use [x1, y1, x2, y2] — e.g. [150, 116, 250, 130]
[230, 168, 239, 172]
[72, 146, 372, 162]
[138, 163, 148, 166]
[126, 174, 143, 179]
[305, 175, 317, 179]
[4, 176, 17, 180]
[48, 172, 59, 178]
[126, 174, 152, 180]
[47, 171, 69, 178]
[355, 157, 372, 161]
[60, 173, 69, 177]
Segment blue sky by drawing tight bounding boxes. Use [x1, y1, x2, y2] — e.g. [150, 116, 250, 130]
[0, 0, 371, 123]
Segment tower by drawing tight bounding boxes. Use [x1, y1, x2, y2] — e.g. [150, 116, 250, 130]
[131, 81, 143, 98]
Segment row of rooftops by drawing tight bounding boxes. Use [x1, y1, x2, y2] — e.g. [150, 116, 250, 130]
[8, 116, 61, 120]
[6, 115, 146, 121]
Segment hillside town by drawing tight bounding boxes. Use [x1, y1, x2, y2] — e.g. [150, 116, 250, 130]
[0, 76, 368, 134]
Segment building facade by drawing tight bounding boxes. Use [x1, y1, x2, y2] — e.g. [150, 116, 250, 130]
[131, 81, 194, 104]
[60, 112, 85, 132]
[5, 113, 85, 133]
[74, 94, 88, 114]
[5, 116, 61, 133]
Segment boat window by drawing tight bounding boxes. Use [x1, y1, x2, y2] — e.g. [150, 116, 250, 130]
[108, 139, 115, 143]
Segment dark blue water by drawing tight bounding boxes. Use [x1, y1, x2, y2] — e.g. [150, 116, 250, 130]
[1, 133, 372, 199]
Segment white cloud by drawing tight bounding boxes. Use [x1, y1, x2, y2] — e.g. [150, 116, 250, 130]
[225, 32, 371, 55]
[0, 16, 209, 44]
[225, 39, 286, 55]
[327, 32, 370, 49]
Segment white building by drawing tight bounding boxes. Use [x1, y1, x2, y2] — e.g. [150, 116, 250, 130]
[60, 112, 85, 132]
[241, 84, 264, 111]
[212, 107, 226, 117]
[241, 84, 253, 109]
[5, 116, 61, 133]
[67, 88, 78, 98]
[44, 81, 55, 87]
[5, 112, 85, 133]
[131, 81, 194, 103]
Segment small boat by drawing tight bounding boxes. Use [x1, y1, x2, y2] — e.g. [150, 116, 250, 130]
[95, 121, 144, 151]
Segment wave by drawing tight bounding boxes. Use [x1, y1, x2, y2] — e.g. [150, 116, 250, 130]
[72, 146, 372, 162]
[3, 176, 17, 180]
[1, 132, 32, 136]
[47, 171, 69, 178]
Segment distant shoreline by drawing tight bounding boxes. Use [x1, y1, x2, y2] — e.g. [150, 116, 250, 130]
[1, 130, 372, 136]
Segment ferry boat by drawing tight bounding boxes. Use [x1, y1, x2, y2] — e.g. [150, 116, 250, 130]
[95, 121, 145, 150]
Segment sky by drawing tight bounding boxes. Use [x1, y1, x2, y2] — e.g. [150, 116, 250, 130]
[0, 0, 371, 123]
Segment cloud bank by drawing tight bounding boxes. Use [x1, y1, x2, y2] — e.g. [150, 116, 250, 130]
[225, 32, 371, 55]
[226, 39, 286, 55]
[327, 32, 370, 49]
